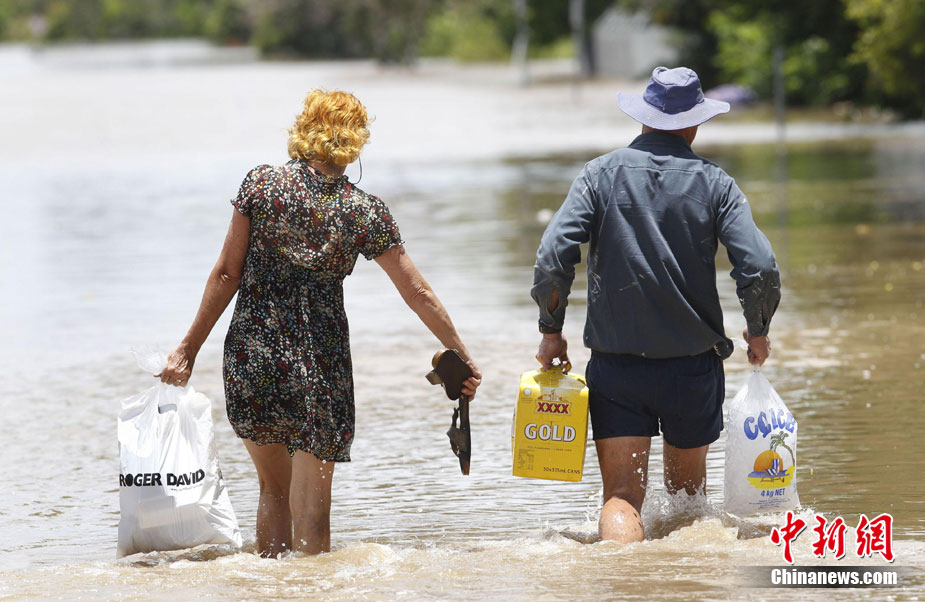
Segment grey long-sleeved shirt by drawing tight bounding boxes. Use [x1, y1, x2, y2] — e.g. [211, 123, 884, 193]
[532, 131, 780, 359]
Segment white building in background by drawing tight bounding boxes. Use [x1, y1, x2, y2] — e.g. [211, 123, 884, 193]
[592, 8, 679, 79]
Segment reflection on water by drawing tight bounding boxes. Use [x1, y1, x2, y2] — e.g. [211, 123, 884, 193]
[0, 51, 923, 599]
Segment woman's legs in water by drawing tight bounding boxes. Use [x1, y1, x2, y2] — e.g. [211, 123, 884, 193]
[243, 441, 336, 556]
[243, 439, 293, 557]
[290, 449, 335, 554]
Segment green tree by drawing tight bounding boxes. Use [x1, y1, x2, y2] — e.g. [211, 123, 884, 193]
[706, 3, 863, 106]
[355, 0, 439, 64]
[846, 0, 925, 116]
[41, 0, 213, 41]
[420, 0, 614, 64]
[419, 0, 513, 61]
[528, 0, 613, 47]
[0, 2, 10, 38]
[252, 0, 366, 58]
[252, 0, 439, 63]
[634, 0, 866, 105]
[706, 9, 771, 94]
[204, 0, 252, 44]
[45, 0, 103, 39]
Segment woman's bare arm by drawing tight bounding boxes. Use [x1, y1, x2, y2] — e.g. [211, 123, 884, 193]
[375, 245, 481, 398]
[158, 210, 250, 386]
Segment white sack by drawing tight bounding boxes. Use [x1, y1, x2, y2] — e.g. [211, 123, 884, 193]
[117, 350, 242, 557]
[724, 368, 800, 516]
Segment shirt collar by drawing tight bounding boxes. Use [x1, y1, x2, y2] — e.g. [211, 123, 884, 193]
[290, 158, 348, 184]
[628, 131, 696, 156]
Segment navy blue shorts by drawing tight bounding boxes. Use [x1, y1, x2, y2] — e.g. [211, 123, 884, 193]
[585, 349, 725, 449]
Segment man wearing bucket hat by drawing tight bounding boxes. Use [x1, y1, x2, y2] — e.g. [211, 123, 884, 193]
[531, 67, 780, 542]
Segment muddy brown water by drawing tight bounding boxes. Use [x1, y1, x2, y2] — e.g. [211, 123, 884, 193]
[0, 45, 922, 599]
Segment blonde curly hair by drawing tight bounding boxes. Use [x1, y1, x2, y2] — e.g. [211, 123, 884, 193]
[287, 90, 371, 166]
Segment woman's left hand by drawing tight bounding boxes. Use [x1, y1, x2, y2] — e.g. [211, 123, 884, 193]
[462, 360, 482, 400]
[156, 343, 196, 387]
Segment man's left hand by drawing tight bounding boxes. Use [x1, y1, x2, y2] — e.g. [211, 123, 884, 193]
[536, 332, 570, 370]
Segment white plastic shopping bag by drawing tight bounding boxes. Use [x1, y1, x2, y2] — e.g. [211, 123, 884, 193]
[724, 367, 800, 516]
[117, 349, 242, 557]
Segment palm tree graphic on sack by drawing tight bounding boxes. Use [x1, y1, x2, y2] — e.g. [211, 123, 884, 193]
[748, 431, 796, 488]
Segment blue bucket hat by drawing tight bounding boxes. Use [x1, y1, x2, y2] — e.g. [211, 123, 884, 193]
[617, 66, 730, 130]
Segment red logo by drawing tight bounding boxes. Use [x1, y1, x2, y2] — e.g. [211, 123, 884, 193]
[856, 513, 894, 562]
[811, 515, 847, 560]
[770, 511, 807, 564]
[536, 401, 570, 414]
[771, 512, 895, 564]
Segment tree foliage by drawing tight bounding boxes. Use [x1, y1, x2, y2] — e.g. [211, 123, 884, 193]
[3, 0, 924, 115]
[204, 0, 251, 44]
[631, 0, 922, 114]
[705, 1, 865, 106]
[251, 0, 367, 58]
[39, 0, 212, 40]
[846, 0, 925, 116]
[419, 0, 613, 62]
[250, 0, 438, 63]
[419, 0, 514, 61]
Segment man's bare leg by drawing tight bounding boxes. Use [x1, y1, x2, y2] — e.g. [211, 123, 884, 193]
[595, 436, 650, 543]
[663, 441, 709, 496]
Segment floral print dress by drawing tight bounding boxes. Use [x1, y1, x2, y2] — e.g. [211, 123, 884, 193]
[223, 159, 403, 461]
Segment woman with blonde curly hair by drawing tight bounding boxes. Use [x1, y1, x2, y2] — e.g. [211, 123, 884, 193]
[158, 90, 481, 557]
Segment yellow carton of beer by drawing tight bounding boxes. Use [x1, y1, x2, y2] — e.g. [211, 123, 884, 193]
[511, 366, 589, 481]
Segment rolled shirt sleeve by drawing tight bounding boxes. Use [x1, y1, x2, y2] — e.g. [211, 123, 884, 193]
[531, 165, 598, 331]
[716, 181, 781, 337]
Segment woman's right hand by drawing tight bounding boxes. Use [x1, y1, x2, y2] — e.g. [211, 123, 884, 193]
[157, 343, 196, 387]
[461, 359, 482, 400]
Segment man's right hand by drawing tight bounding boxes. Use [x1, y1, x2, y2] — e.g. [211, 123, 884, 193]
[536, 332, 570, 370]
[743, 328, 771, 366]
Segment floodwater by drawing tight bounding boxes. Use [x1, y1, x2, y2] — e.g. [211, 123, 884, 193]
[0, 42, 923, 600]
